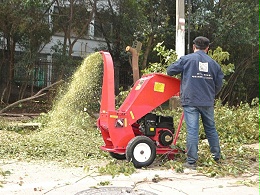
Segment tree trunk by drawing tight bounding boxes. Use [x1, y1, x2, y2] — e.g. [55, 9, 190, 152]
[0, 80, 63, 114]
[3, 36, 15, 103]
[141, 34, 154, 70]
[19, 81, 28, 100]
[219, 49, 259, 105]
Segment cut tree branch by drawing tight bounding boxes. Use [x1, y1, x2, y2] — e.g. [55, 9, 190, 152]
[0, 80, 63, 114]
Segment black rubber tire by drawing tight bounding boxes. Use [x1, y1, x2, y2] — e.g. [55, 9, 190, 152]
[126, 136, 156, 168]
[109, 152, 126, 160]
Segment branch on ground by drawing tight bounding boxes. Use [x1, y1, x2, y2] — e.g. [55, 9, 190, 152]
[0, 80, 63, 114]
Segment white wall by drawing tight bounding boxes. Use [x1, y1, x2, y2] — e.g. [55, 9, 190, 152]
[41, 35, 107, 57]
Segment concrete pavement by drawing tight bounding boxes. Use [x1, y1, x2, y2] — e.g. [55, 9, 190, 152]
[0, 160, 259, 195]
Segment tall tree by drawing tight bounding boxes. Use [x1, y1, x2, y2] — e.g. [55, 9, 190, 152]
[135, 0, 175, 70]
[189, 0, 259, 105]
[17, 0, 53, 99]
[95, 0, 175, 70]
[0, 0, 25, 103]
[214, 0, 259, 105]
[50, 0, 97, 80]
[52, 0, 97, 56]
[0, 0, 53, 103]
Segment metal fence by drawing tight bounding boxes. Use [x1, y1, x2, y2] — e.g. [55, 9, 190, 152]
[14, 58, 133, 90]
[14, 59, 53, 88]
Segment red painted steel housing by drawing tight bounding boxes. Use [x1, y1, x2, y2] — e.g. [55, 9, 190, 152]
[97, 51, 183, 155]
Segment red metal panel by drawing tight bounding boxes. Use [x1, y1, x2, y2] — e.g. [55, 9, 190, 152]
[98, 51, 135, 150]
[118, 73, 180, 125]
[99, 111, 135, 149]
[99, 51, 115, 113]
[97, 51, 182, 155]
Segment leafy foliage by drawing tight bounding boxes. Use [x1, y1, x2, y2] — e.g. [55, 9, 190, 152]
[207, 47, 235, 91]
[189, 0, 259, 105]
[142, 42, 177, 74]
[215, 100, 259, 144]
[0, 0, 53, 102]
[208, 47, 234, 76]
[142, 42, 234, 82]
[98, 160, 136, 178]
[51, 40, 82, 81]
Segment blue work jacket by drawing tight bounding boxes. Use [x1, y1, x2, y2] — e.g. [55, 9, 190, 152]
[167, 50, 224, 106]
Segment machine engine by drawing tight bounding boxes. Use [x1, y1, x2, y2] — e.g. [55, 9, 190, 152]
[138, 113, 175, 146]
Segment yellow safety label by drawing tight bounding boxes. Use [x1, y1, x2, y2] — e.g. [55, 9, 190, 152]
[150, 127, 155, 131]
[154, 82, 165, 92]
[124, 118, 127, 127]
[130, 111, 135, 119]
[109, 115, 118, 119]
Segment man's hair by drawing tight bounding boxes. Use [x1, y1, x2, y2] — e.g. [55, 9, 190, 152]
[193, 36, 210, 50]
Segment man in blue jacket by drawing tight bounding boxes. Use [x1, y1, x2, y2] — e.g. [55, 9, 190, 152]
[167, 36, 224, 170]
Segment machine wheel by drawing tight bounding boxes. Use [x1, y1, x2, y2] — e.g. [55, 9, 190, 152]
[109, 152, 126, 160]
[126, 136, 156, 168]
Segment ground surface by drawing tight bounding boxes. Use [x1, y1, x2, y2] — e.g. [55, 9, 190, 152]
[0, 158, 259, 195]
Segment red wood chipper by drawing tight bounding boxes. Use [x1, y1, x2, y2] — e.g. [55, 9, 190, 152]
[97, 51, 185, 168]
